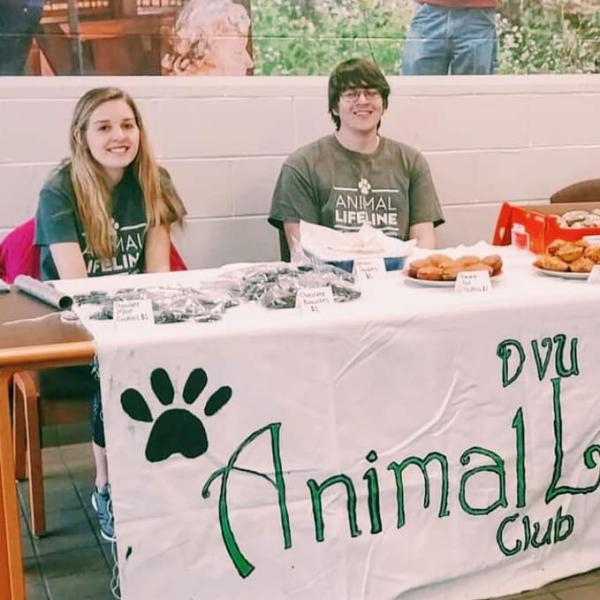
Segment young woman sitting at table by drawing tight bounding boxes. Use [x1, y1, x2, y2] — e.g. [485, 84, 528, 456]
[34, 87, 187, 541]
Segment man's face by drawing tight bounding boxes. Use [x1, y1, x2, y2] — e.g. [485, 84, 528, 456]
[335, 87, 385, 135]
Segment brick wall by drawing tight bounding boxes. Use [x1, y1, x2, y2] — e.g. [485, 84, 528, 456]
[1, 75, 599, 268]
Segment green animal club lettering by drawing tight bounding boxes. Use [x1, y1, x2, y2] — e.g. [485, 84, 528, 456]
[307, 475, 362, 542]
[459, 448, 508, 515]
[496, 334, 579, 388]
[387, 453, 450, 528]
[513, 407, 527, 508]
[201, 334, 595, 578]
[201, 423, 292, 578]
[545, 377, 600, 502]
[203, 425, 524, 577]
[494, 364, 600, 556]
[496, 506, 575, 556]
[363, 450, 383, 534]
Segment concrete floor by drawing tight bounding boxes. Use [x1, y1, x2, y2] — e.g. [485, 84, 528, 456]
[18, 443, 600, 600]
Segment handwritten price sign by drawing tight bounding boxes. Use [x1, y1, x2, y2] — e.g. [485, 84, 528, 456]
[113, 299, 155, 323]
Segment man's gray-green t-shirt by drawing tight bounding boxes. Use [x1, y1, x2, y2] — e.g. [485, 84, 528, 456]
[35, 164, 148, 281]
[269, 134, 444, 240]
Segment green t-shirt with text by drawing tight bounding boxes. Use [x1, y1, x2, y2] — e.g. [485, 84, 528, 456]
[35, 165, 148, 280]
[269, 135, 444, 240]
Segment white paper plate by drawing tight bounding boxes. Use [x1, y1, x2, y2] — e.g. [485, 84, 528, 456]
[404, 273, 502, 288]
[404, 277, 456, 288]
[325, 244, 386, 255]
[533, 267, 589, 280]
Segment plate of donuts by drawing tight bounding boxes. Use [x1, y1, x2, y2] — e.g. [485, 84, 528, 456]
[405, 253, 503, 287]
[532, 239, 600, 279]
[532, 268, 588, 280]
[405, 277, 466, 288]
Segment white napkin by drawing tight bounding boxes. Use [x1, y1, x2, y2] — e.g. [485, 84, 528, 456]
[299, 221, 415, 261]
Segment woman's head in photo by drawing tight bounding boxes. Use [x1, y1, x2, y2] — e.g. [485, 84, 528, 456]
[162, 0, 252, 76]
[68, 87, 173, 258]
[69, 87, 157, 182]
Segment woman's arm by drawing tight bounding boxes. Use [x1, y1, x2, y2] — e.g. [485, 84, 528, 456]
[145, 224, 171, 273]
[49, 243, 88, 279]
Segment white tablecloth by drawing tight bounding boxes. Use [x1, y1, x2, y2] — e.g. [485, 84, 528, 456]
[56, 243, 600, 600]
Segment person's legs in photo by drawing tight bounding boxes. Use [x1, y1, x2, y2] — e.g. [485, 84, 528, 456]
[0, 2, 43, 75]
[402, 3, 451, 76]
[90, 388, 115, 542]
[449, 8, 497, 75]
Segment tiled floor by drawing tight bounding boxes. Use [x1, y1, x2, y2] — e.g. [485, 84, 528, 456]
[19, 443, 600, 600]
[19, 444, 117, 600]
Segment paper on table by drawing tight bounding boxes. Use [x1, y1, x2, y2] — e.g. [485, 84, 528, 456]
[299, 221, 415, 262]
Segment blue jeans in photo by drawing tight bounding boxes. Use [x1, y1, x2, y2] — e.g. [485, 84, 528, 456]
[0, 1, 44, 75]
[402, 3, 497, 75]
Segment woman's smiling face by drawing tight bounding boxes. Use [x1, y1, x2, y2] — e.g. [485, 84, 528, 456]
[85, 99, 140, 182]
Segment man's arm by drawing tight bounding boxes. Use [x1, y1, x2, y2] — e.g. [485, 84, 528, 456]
[269, 158, 321, 261]
[409, 221, 436, 249]
[407, 151, 444, 246]
[283, 222, 302, 258]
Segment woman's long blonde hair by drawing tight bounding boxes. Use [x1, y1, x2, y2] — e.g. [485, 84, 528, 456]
[69, 87, 185, 258]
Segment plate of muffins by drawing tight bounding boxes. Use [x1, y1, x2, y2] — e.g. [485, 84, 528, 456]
[405, 253, 503, 287]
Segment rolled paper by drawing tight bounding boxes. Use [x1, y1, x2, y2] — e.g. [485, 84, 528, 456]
[14, 275, 73, 310]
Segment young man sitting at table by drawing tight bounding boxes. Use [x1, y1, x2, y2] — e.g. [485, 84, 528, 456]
[269, 57, 444, 256]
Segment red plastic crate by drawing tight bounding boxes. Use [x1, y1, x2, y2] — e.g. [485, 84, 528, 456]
[493, 202, 600, 255]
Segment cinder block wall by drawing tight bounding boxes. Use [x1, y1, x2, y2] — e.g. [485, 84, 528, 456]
[1, 75, 599, 268]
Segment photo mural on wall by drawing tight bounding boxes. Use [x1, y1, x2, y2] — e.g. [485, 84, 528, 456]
[0, 0, 253, 75]
[0, 0, 599, 76]
[162, 0, 252, 75]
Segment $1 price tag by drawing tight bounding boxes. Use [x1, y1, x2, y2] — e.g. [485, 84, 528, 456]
[454, 270, 492, 294]
[296, 287, 334, 314]
[353, 257, 386, 282]
[113, 299, 155, 323]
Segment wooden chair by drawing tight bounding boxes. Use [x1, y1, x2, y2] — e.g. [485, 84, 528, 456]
[550, 179, 600, 204]
[12, 371, 93, 536]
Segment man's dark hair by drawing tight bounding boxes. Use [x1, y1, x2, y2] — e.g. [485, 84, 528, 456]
[328, 58, 391, 130]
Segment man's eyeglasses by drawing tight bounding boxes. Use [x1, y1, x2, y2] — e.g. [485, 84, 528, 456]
[340, 88, 381, 102]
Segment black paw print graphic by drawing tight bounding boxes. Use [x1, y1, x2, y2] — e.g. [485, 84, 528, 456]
[121, 368, 232, 463]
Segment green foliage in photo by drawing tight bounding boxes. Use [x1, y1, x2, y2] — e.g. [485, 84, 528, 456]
[250, 0, 600, 76]
[497, 1, 600, 74]
[251, 0, 410, 75]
